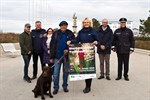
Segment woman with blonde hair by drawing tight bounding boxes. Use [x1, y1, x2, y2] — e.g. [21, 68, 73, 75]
[67, 17, 100, 93]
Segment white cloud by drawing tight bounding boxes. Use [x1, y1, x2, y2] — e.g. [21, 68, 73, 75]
[0, 0, 149, 32]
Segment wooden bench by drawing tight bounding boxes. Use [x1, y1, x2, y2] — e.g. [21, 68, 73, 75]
[0, 43, 20, 57]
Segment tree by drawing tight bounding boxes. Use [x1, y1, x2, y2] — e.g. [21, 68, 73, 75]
[139, 17, 150, 37]
[92, 18, 100, 30]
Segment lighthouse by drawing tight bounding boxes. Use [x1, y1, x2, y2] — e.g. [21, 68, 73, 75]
[72, 13, 77, 36]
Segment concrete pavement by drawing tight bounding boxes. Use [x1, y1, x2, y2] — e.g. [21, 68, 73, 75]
[0, 51, 150, 100]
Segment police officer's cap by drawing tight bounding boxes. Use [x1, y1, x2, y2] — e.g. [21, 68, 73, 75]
[119, 18, 127, 22]
[59, 21, 68, 26]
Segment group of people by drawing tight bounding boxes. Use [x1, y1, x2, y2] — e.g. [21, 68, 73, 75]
[19, 17, 135, 94]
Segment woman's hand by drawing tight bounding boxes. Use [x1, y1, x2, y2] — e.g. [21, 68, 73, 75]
[47, 50, 50, 54]
[67, 41, 71, 45]
[92, 41, 98, 45]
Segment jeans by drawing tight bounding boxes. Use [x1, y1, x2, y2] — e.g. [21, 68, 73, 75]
[53, 58, 69, 90]
[22, 54, 31, 79]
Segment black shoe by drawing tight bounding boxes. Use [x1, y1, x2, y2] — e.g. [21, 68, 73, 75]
[28, 76, 31, 80]
[53, 89, 58, 95]
[106, 76, 111, 80]
[98, 76, 104, 79]
[24, 78, 31, 83]
[116, 77, 121, 80]
[63, 88, 69, 92]
[83, 87, 91, 93]
[124, 77, 129, 81]
[31, 76, 37, 80]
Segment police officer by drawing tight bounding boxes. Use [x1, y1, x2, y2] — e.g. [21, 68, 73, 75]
[112, 18, 135, 81]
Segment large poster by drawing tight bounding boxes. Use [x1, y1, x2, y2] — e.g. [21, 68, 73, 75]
[68, 43, 96, 81]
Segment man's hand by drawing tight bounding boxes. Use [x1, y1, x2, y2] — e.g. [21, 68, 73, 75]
[67, 41, 71, 45]
[28, 51, 31, 54]
[130, 51, 133, 54]
[92, 41, 98, 45]
[100, 45, 105, 50]
[64, 50, 69, 55]
[50, 59, 54, 63]
[112, 49, 116, 52]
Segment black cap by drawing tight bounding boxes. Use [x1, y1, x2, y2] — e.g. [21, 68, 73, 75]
[59, 21, 68, 26]
[119, 18, 127, 22]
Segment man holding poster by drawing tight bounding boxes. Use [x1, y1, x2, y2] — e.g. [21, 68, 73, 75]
[50, 21, 75, 95]
[67, 18, 100, 93]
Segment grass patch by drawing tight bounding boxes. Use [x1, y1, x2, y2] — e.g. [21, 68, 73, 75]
[0, 33, 19, 43]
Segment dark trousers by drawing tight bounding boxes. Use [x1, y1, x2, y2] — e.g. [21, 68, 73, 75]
[85, 79, 92, 88]
[32, 53, 44, 77]
[22, 54, 31, 79]
[117, 53, 130, 78]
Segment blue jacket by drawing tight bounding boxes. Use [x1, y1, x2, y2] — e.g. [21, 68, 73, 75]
[71, 27, 100, 44]
[31, 29, 46, 53]
[50, 29, 75, 59]
[97, 25, 113, 54]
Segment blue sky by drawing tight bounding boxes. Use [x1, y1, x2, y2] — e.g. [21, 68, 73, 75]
[0, 0, 150, 33]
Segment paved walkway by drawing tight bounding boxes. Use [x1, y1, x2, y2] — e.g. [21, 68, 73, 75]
[0, 51, 150, 100]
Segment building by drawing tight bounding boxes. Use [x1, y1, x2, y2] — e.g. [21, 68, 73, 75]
[100, 20, 133, 32]
[132, 28, 140, 37]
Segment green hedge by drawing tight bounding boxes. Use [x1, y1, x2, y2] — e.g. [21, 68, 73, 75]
[135, 37, 150, 41]
[135, 41, 150, 50]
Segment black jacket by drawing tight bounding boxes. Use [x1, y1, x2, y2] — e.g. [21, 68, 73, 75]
[97, 25, 113, 54]
[31, 29, 46, 53]
[19, 31, 32, 55]
[50, 29, 75, 59]
[112, 27, 135, 54]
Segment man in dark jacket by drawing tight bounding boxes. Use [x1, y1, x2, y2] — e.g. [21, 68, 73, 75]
[97, 19, 113, 80]
[50, 21, 75, 94]
[19, 23, 32, 83]
[31, 21, 46, 80]
[112, 18, 135, 81]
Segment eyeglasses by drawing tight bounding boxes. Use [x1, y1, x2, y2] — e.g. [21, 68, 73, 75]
[26, 26, 31, 28]
[120, 22, 126, 23]
[102, 22, 108, 23]
[48, 31, 53, 32]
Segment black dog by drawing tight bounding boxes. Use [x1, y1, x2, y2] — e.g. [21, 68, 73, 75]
[32, 66, 53, 100]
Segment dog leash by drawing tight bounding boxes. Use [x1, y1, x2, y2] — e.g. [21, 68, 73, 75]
[51, 55, 65, 68]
